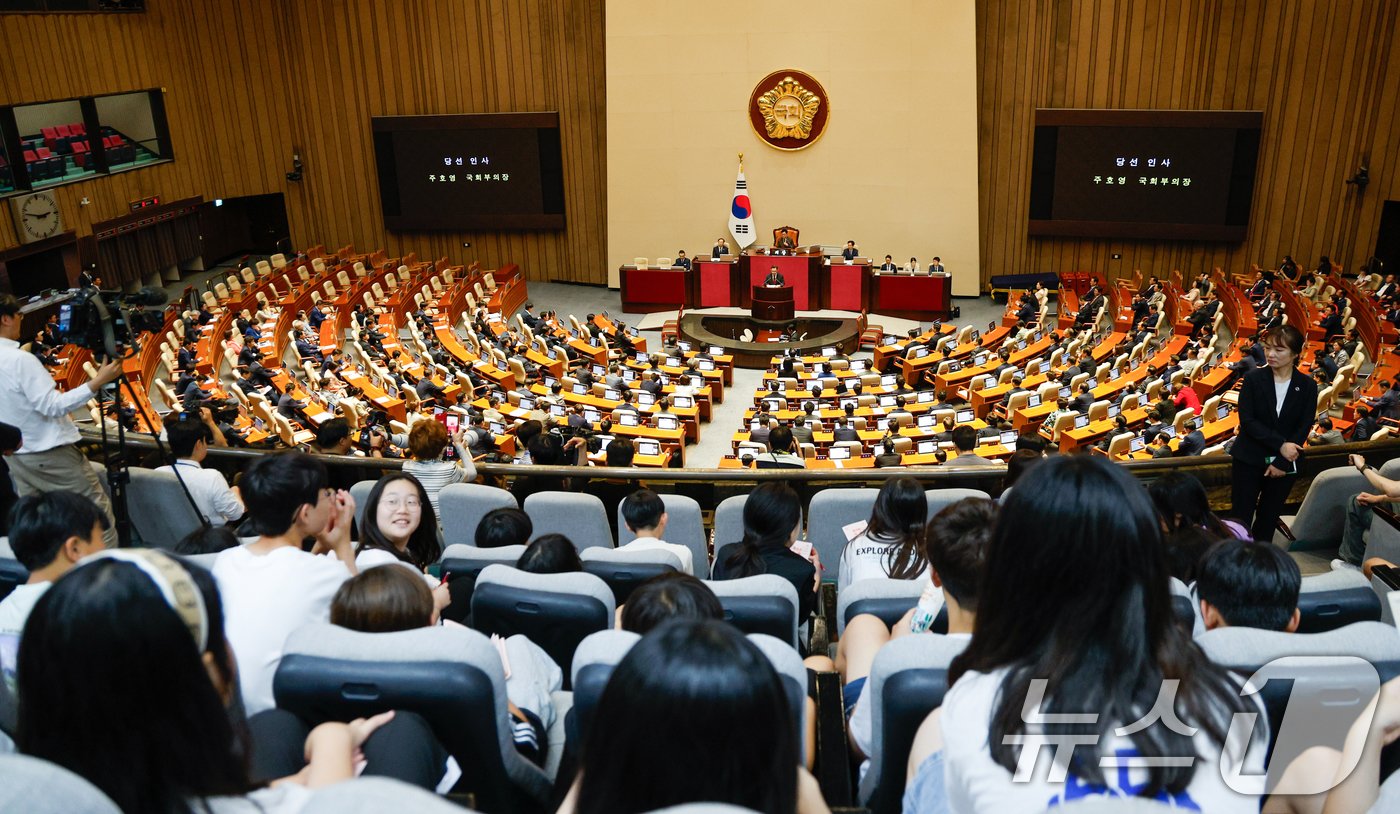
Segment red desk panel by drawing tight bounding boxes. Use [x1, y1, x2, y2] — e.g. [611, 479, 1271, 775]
[828, 262, 868, 311]
[619, 266, 687, 312]
[749, 256, 812, 310]
[697, 260, 737, 307]
[874, 273, 950, 317]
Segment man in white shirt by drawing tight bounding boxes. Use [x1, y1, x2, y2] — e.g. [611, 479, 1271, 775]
[212, 452, 357, 714]
[155, 411, 244, 526]
[616, 489, 694, 575]
[0, 293, 124, 547]
[0, 491, 108, 641]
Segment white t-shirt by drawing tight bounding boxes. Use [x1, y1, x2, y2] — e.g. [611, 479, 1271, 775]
[0, 582, 50, 639]
[940, 667, 1265, 813]
[836, 523, 931, 593]
[616, 536, 694, 576]
[353, 548, 440, 587]
[213, 545, 352, 715]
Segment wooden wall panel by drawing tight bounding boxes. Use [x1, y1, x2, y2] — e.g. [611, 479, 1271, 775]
[0, 0, 607, 285]
[977, 0, 1400, 287]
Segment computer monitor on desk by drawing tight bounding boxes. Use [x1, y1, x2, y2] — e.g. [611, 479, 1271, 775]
[828, 445, 851, 460]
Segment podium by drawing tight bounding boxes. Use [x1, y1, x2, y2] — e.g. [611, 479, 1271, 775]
[752, 285, 794, 321]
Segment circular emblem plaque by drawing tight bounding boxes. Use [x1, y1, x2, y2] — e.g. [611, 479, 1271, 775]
[748, 70, 829, 151]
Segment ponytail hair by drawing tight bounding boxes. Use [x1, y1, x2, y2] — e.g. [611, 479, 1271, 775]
[723, 483, 802, 577]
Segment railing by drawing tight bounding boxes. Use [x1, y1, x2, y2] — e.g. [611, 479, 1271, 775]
[80, 430, 1400, 512]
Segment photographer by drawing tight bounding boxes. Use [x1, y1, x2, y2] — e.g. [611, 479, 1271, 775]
[0, 293, 122, 546]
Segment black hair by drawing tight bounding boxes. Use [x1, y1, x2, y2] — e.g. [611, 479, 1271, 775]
[862, 478, 929, 580]
[356, 472, 442, 569]
[950, 455, 1251, 795]
[622, 489, 665, 533]
[1015, 432, 1048, 453]
[240, 452, 328, 536]
[528, 434, 563, 466]
[923, 497, 997, 610]
[18, 557, 250, 813]
[619, 573, 723, 634]
[1003, 449, 1044, 488]
[1161, 525, 1220, 584]
[605, 437, 636, 467]
[768, 425, 795, 453]
[721, 483, 801, 577]
[950, 424, 977, 452]
[475, 508, 533, 548]
[574, 620, 797, 814]
[6, 491, 109, 571]
[516, 533, 582, 574]
[315, 417, 351, 449]
[1148, 472, 1235, 540]
[166, 416, 213, 459]
[1195, 538, 1301, 631]
[173, 525, 240, 556]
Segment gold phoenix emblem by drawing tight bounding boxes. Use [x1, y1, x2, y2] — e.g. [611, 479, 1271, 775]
[756, 76, 821, 140]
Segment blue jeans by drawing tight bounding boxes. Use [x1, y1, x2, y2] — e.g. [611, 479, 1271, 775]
[902, 750, 950, 814]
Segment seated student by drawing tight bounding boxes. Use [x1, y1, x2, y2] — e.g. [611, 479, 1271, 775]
[583, 438, 642, 539]
[354, 472, 446, 580]
[712, 483, 818, 620]
[173, 524, 241, 556]
[401, 420, 477, 518]
[212, 452, 357, 715]
[516, 533, 583, 574]
[616, 489, 694, 575]
[841, 498, 996, 763]
[903, 456, 1265, 813]
[558, 619, 829, 814]
[1149, 471, 1249, 542]
[475, 507, 533, 548]
[836, 477, 930, 592]
[155, 413, 244, 526]
[0, 492, 107, 640]
[944, 425, 998, 467]
[758, 425, 807, 469]
[17, 551, 436, 812]
[330, 566, 560, 771]
[510, 435, 571, 503]
[874, 436, 903, 467]
[1193, 538, 1301, 632]
[619, 572, 723, 634]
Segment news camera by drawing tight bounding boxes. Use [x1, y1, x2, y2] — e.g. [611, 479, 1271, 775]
[55, 283, 169, 357]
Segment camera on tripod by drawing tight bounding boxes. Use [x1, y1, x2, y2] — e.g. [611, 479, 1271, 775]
[55, 283, 168, 357]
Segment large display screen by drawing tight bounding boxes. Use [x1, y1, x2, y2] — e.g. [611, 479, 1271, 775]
[1028, 109, 1262, 241]
[371, 112, 565, 230]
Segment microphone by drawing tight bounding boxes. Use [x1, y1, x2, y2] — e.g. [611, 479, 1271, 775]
[127, 287, 171, 306]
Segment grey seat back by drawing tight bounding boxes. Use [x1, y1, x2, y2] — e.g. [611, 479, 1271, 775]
[1297, 568, 1382, 632]
[616, 493, 708, 574]
[0, 753, 121, 814]
[1197, 621, 1400, 765]
[836, 577, 926, 636]
[302, 777, 475, 813]
[568, 630, 806, 764]
[580, 546, 682, 604]
[523, 491, 614, 551]
[471, 564, 614, 685]
[438, 483, 517, 548]
[438, 544, 528, 615]
[350, 479, 376, 530]
[860, 634, 971, 813]
[807, 488, 880, 583]
[124, 467, 206, 549]
[274, 622, 550, 811]
[703, 575, 799, 648]
[924, 487, 992, 519]
[1273, 466, 1370, 549]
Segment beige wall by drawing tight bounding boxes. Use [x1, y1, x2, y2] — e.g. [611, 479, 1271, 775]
[606, 0, 981, 297]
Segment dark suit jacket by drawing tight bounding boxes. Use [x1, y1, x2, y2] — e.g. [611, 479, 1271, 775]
[675, 257, 692, 270]
[842, 248, 859, 260]
[764, 271, 785, 286]
[1177, 430, 1206, 456]
[832, 427, 860, 442]
[1230, 367, 1318, 467]
[879, 263, 898, 271]
[711, 246, 730, 259]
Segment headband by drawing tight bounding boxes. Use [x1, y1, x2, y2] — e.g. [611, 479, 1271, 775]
[81, 549, 209, 652]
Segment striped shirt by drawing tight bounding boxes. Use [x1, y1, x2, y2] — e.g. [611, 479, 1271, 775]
[402, 456, 478, 516]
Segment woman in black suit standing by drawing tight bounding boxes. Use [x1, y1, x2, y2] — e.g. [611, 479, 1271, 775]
[1230, 325, 1318, 540]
